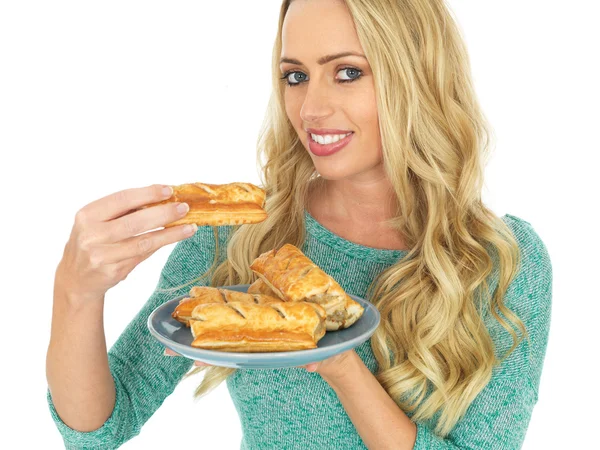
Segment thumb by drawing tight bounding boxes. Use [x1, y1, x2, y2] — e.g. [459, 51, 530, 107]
[305, 362, 319, 372]
[163, 347, 180, 356]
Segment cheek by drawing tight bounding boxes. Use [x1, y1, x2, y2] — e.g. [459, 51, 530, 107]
[357, 102, 381, 155]
[284, 92, 303, 131]
[361, 98, 379, 133]
[346, 87, 379, 136]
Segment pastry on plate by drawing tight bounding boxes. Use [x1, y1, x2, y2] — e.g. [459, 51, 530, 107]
[189, 301, 327, 352]
[172, 286, 282, 327]
[140, 182, 267, 227]
[247, 278, 277, 296]
[249, 244, 364, 331]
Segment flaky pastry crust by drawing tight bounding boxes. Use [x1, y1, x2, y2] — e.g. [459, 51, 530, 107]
[172, 286, 282, 327]
[189, 301, 327, 352]
[249, 244, 364, 330]
[140, 182, 267, 227]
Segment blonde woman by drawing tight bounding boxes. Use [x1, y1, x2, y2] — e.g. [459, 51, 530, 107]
[46, 0, 552, 448]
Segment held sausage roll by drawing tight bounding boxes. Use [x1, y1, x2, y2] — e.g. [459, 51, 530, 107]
[140, 182, 267, 227]
[247, 278, 277, 296]
[249, 244, 364, 331]
[189, 301, 327, 352]
[172, 286, 282, 327]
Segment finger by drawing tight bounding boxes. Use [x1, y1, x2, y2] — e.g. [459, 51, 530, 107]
[81, 184, 173, 223]
[106, 202, 190, 242]
[101, 222, 197, 264]
[305, 363, 318, 372]
[163, 348, 181, 356]
[194, 361, 210, 366]
[106, 201, 190, 243]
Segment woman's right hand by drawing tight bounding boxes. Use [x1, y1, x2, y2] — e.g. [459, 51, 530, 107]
[56, 184, 197, 305]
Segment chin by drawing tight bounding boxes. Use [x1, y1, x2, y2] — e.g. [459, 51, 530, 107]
[311, 155, 379, 182]
[311, 163, 354, 181]
[314, 169, 369, 183]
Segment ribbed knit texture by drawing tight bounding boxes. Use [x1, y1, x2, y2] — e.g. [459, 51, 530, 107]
[47, 211, 552, 449]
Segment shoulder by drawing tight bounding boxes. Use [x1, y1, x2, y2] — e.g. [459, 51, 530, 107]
[501, 214, 552, 282]
[496, 214, 553, 389]
[489, 214, 553, 358]
[484, 214, 552, 343]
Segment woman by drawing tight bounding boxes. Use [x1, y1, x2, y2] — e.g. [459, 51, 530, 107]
[46, 0, 552, 448]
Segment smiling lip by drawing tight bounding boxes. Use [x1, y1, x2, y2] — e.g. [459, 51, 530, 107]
[306, 127, 353, 135]
[307, 131, 354, 157]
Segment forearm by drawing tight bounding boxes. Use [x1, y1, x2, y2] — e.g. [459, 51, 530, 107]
[323, 352, 417, 450]
[46, 277, 115, 432]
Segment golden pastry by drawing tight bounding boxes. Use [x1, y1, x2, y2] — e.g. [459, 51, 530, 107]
[249, 244, 364, 330]
[140, 182, 267, 227]
[189, 301, 327, 352]
[172, 286, 282, 327]
[247, 278, 279, 297]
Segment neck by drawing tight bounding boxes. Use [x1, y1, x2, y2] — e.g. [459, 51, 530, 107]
[308, 174, 399, 228]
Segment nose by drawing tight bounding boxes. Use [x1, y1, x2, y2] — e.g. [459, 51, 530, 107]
[299, 78, 335, 124]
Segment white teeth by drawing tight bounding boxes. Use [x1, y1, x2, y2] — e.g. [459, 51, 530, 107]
[310, 132, 352, 144]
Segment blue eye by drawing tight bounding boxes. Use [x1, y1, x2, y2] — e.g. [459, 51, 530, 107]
[279, 67, 363, 87]
[280, 71, 308, 86]
[338, 67, 361, 82]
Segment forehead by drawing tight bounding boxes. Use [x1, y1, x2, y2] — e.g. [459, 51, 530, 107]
[281, 0, 363, 58]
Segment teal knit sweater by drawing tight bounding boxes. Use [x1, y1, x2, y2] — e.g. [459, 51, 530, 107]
[47, 211, 552, 449]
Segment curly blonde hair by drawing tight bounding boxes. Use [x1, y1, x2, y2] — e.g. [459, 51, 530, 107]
[161, 0, 527, 437]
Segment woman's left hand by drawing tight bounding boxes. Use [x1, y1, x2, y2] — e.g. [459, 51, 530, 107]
[298, 349, 357, 378]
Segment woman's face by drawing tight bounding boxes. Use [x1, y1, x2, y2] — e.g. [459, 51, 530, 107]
[280, 0, 383, 182]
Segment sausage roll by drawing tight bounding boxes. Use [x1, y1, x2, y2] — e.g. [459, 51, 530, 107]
[247, 278, 278, 296]
[249, 244, 364, 331]
[140, 182, 267, 227]
[189, 301, 327, 352]
[172, 286, 282, 327]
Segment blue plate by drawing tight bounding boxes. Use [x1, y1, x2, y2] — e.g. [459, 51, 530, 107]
[147, 284, 380, 369]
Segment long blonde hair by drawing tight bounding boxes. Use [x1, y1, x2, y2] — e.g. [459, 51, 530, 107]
[164, 0, 527, 437]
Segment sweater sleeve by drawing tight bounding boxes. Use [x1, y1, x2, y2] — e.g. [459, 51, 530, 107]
[413, 214, 553, 450]
[46, 225, 231, 449]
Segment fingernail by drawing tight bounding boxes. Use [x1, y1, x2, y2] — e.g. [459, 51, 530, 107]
[177, 203, 189, 214]
[183, 224, 198, 235]
[162, 186, 173, 197]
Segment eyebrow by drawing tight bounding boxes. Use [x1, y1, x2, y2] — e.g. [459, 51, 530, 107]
[279, 51, 367, 66]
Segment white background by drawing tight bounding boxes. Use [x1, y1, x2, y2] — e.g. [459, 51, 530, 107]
[1, 1, 598, 448]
